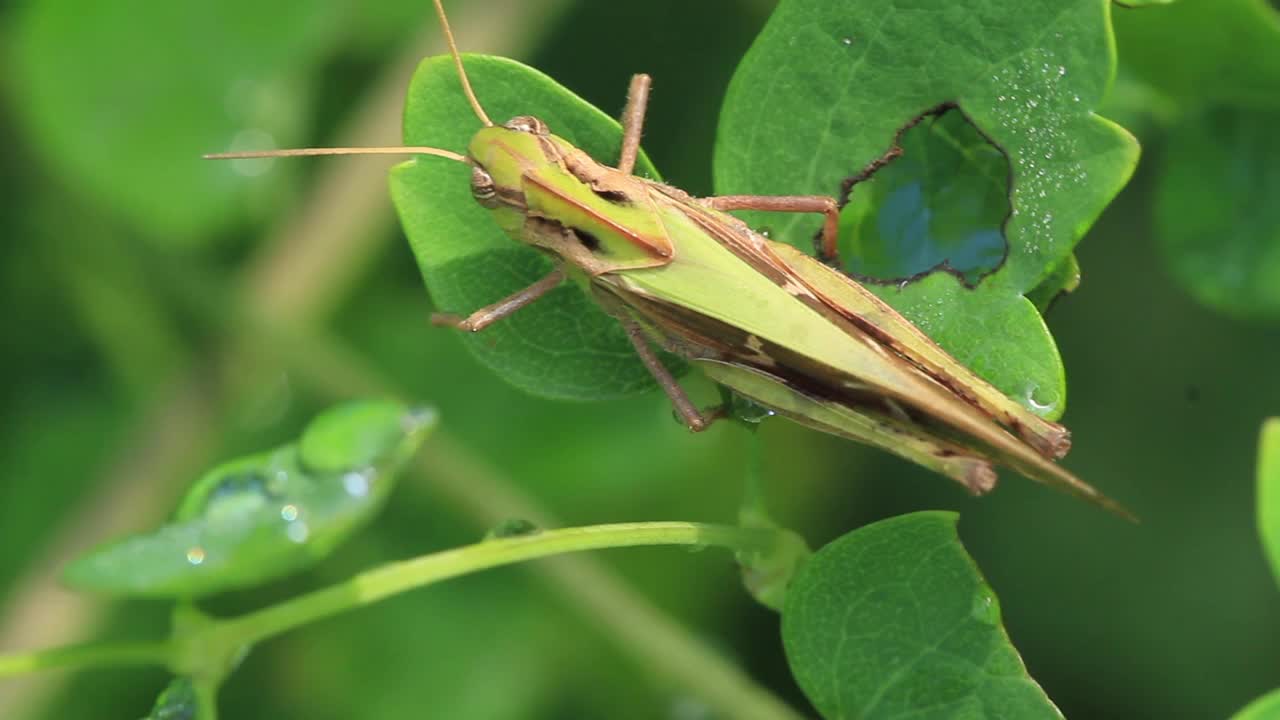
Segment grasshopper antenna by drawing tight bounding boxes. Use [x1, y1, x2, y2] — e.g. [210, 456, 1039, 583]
[432, 0, 493, 127]
[204, 146, 472, 164]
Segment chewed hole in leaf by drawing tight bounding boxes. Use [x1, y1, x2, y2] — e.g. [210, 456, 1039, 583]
[837, 108, 1011, 286]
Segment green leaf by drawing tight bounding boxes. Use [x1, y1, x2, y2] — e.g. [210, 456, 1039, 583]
[1025, 253, 1081, 314]
[145, 677, 200, 720]
[716, 0, 1139, 419]
[1113, 0, 1280, 110]
[64, 402, 435, 598]
[1259, 418, 1280, 588]
[1154, 108, 1280, 318]
[782, 512, 1061, 719]
[10, 0, 344, 244]
[1230, 687, 1280, 720]
[389, 55, 675, 401]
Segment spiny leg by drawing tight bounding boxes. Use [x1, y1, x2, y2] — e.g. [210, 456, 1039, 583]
[702, 195, 842, 264]
[616, 74, 652, 175]
[617, 316, 720, 432]
[431, 268, 566, 332]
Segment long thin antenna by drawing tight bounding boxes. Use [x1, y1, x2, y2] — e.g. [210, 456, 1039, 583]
[433, 0, 494, 127]
[204, 146, 471, 164]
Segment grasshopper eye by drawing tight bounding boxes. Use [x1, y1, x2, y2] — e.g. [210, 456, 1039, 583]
[503, 116, 549, 135]
[470, 166, 500, 208]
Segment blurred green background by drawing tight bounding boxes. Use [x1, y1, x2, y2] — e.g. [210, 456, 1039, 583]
[2, 0, 1278, 718]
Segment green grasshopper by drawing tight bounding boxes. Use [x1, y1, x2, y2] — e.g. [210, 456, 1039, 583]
[210, 0, 1130, 518]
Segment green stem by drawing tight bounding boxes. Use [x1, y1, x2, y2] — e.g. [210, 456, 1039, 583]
[213, 522, 773, 649]
[0, 640, 172, 678]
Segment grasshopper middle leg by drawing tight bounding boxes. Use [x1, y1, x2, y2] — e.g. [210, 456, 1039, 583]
[431, 268, 566, 332]
[616, 74, 652, 175]
[617, 315, 722, 432]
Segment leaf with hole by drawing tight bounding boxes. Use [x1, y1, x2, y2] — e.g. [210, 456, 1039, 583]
[716, 0, 1140, 419]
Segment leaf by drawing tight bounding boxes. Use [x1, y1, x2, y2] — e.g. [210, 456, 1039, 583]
[64, 402, 434, 598]
[1025, 254, 1081, 314]
[1230, 687, 1280, 720]
[1113, 0, 1280, 110]
[1154, 108, 1280, 318]
[782, 512, 1061, 720]
[389, 55, 677, 401]
[1259, 418, 1280, 588]
[10, 0, 345, 244]
[145, 677, 200, 720]
[715, 0, 1139, 419]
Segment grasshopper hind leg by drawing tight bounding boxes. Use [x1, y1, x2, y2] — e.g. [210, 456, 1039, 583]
[701, 195, 842, 264]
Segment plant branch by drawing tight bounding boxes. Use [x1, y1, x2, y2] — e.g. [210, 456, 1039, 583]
[0, 641, 171, 679]
[209, 523, 773, 650]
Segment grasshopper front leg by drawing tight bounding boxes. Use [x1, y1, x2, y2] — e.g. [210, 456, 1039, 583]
[702, 195, 842, 264]
[431, 268, 566, 331]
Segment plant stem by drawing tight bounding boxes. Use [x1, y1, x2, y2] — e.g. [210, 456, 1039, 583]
[214, 522, 773, 648]
[0, 641, 171, 679]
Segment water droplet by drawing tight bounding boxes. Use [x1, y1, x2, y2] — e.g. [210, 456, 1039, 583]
[757, 226, 773, 238]
[280, 504, 299, 522]
[342, 470, 371, 497]
[486, 518, 541, 539]
[840, 36, 854, 46]
[187, 547, 206, 566]
[1058, 65, 1067, 77]
[286, 521, 310, 544]
[268, 469, 289, 495]
[402, 406, 437, 432]
[971, 592, 1000, 625]
[1024, 384, 1056, 414]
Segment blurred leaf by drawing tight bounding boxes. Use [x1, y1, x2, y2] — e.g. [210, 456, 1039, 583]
[1114, 0, 1280, 110]
[782, 512, 1061, 719]
[1231, 687, 1280, 720]
[64, 402, 434, 598]
[146, 677, 200, 720]
[737, 527, 810, 612]
[1155, 108, 1280, 318]
[10, 0, 344, 244]
[390, 55, 676, 401]
[715, 0, 1139, 420]
[841, 110, 1011, 286]
[1259, 418, 1280, 587]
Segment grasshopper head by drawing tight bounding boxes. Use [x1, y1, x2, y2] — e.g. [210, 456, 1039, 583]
[466, 116, 549, 206]
[464, 116, 553, 239]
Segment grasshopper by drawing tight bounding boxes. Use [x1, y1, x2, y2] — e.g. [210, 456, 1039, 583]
[209, 0, 1130, 518]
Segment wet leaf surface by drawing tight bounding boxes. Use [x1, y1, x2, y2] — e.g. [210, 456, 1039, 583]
[64, 402, 434, 598]
[716, 0, 1140, 418]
